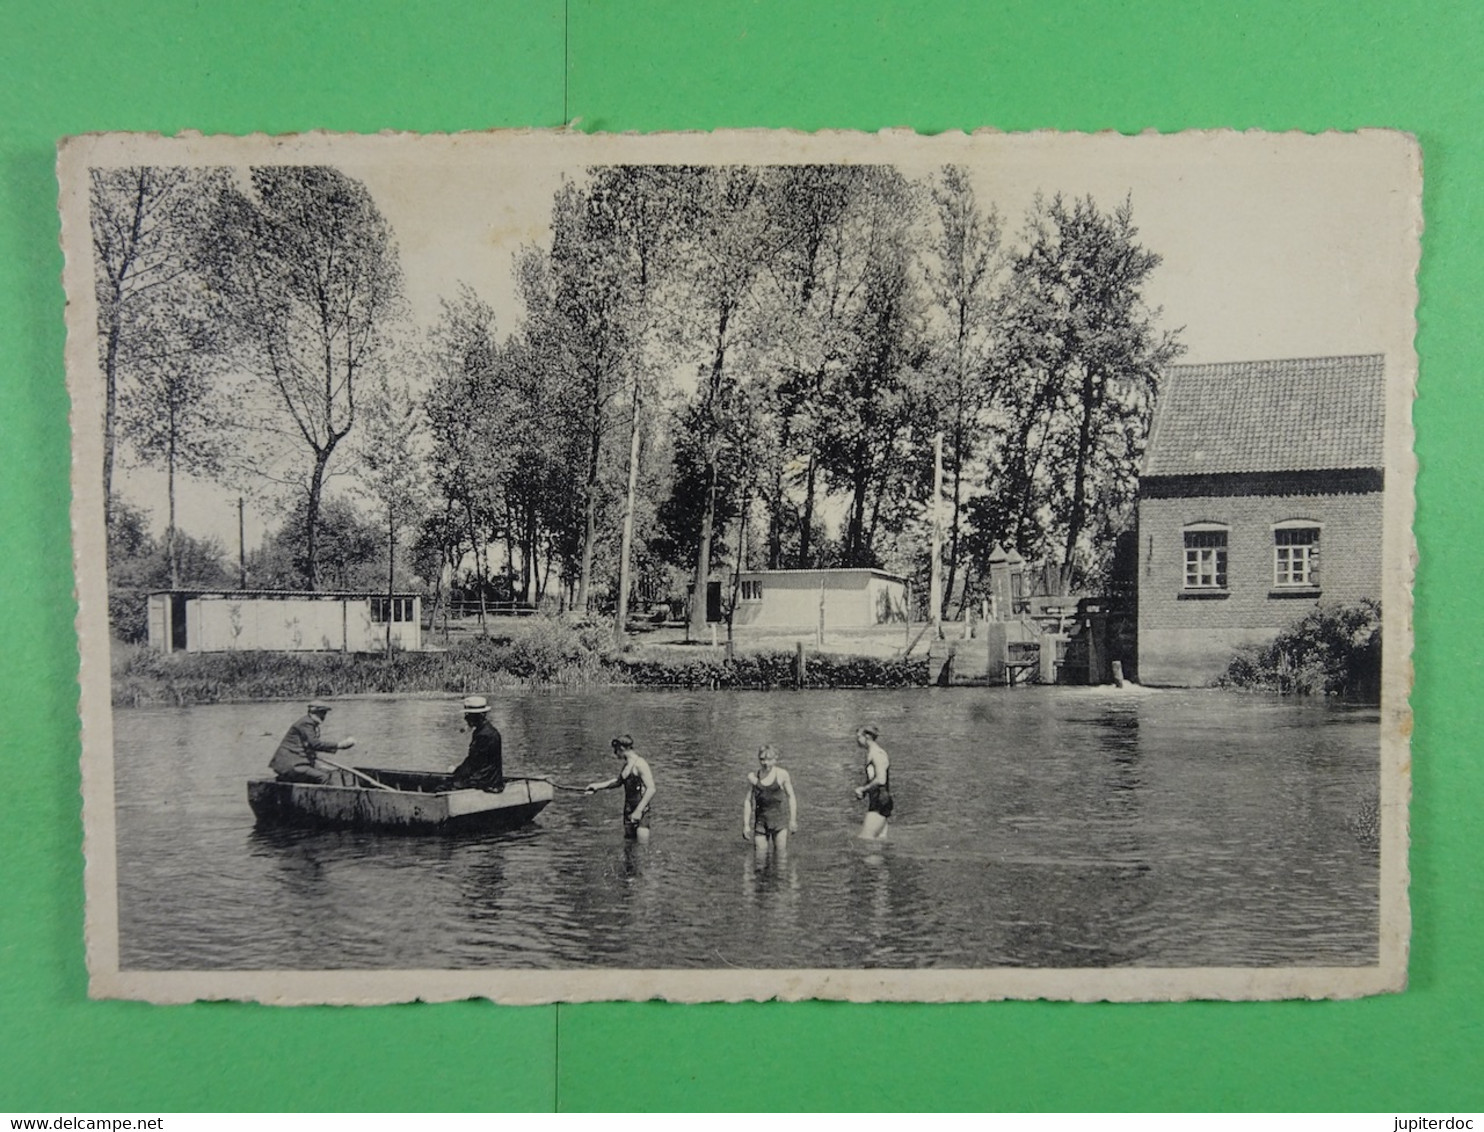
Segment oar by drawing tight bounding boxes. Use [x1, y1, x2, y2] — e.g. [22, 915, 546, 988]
[317, 756, 395, 792]
[532, 775, 591, 793]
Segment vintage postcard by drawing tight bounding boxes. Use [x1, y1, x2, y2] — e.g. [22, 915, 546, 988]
[60, 129, 1416, 1004]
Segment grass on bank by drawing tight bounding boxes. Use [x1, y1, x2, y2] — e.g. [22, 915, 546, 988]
[110, 615, 930, 706]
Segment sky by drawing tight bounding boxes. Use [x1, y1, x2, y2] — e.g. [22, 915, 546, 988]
[99, 129, 1420, 553]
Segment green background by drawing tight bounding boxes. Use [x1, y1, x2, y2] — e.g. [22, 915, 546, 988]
[2, 0, 1479, 1112]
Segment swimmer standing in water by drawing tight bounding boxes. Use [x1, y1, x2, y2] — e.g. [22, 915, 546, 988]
[742, 744, 798, 863]
[853, 724, 892, 840]
[584, 734, 656, 844]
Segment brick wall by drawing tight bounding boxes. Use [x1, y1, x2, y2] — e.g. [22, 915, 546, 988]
[1136, 484, 1383, 685]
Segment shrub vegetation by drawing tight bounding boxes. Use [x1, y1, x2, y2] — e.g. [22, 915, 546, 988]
[1219, 600, 1381, 700]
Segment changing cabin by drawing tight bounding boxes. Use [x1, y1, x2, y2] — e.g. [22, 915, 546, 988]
[727, 568, 908, 634]
[146, 589, 423, 654]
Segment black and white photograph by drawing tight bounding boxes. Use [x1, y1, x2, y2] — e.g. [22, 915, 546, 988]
[60, 129, 1415, 1003]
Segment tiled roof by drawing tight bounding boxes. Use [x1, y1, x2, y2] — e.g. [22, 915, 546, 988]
[1142, 355, 1386, 477]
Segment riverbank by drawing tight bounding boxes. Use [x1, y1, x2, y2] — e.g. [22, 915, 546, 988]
[111, 626, 929, 706]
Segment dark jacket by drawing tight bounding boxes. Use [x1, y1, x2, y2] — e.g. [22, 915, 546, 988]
[451, 718, 504, 791]
[269, 714, 340, 777]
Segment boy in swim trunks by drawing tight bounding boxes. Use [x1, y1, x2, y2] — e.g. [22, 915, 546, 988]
[584, 734, 657, 844]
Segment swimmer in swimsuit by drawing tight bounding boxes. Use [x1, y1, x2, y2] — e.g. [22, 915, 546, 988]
[742, 744, 798, 863]
[852, 724, 892, 840]
[584, 734, 657, 844]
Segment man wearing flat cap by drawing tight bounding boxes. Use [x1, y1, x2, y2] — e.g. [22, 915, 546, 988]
[450, 695, 504, 792]
[269, 700, 355, 784]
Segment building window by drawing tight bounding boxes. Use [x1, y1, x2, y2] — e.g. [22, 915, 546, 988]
[1273, 525, 1320, 588]
[1183, 526, 1228, 590]
[739, 579, 763, 602]
[371, 597, 415, 623]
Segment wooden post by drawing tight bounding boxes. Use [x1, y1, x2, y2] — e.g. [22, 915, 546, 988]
[817, 569, 826, 648]
[795, 640, 806, 689]
[904, 579, 912, 651]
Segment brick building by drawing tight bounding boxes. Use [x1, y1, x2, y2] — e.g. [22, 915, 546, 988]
[1136, 355, 1386, 686]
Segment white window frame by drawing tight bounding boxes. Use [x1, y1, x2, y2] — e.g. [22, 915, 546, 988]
[1182, 523, 1229, 591]
[1272, 521, 1321, 588]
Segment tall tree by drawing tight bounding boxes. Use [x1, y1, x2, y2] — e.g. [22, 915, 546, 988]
[424, 287, 505, 623]
[518, 167, 681, 614]
[211, 166, 404, 589]
[922, 165, 1003, 613]
[357, 371, 427, 655]
[758, 165, 869, 569]
[995, 193, 1183, 585]
[666, 167, 774, 637]
[815, 168, 929, 568]
[116, 283, 234, 587]
[90, 166, 227, 527]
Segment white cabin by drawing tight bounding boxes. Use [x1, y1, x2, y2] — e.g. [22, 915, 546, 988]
[146, 590, 422, 654]
[728, 568, 908, 633]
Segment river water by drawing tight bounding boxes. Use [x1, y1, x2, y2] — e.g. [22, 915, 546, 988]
[113, 687, 1380, 970]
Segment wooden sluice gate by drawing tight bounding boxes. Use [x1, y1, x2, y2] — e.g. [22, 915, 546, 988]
[925, 599, 1130, 687]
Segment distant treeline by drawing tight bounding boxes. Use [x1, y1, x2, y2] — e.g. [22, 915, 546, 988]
[95, 163, 1182, 639]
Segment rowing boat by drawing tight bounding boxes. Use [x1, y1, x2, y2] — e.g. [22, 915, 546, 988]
[247, 768, 554, 834]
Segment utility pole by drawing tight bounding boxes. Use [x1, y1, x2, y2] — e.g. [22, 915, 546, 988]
[930, 431, 943, 638]
[237, 496, 246, 589]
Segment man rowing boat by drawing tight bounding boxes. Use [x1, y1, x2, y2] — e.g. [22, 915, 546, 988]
[269, 700, 356, 784]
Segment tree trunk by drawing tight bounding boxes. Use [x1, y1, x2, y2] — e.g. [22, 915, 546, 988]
[1062, 368, 1099, 589]
[690, 302, 731, 639]
[614, 380, 643, 640]
[945, 414, 965, 616]
[799, 457, 817, 567]
[846, 461, 870, 565]
[576, 385, 603, 611]
[304, 447, 334, 590]
[464, 501, 488, 631]
[767, 414, 792, 570]
[102, 321, 122, 529]
[689, 462, 718, 638]
[165, 403, 179, 589]
[385, 505, 395, 659]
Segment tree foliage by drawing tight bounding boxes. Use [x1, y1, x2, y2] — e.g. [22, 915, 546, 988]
[91, 166, 235, 558]
[990, 194, 1184, 585]
[105, 161, 1188, 627]
[210, 166, 405, 590]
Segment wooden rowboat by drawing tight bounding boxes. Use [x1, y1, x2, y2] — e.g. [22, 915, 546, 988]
[247, 768, 554, 834]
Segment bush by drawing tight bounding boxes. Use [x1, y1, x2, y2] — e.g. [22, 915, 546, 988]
[607, 650, 928, 689]
[1219, 599, 1381, 699]
[108, 589, 151, 645]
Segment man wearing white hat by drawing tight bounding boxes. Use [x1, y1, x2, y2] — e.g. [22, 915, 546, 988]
[450, 695, 504, 792]
[269, 700, 355, 784]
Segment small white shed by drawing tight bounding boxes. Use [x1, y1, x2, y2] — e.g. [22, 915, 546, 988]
[729, 568, 908, 633]
[146, 590, 422, 654]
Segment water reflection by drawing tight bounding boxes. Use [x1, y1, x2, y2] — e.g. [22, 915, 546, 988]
[113, 687, 1380, 970]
